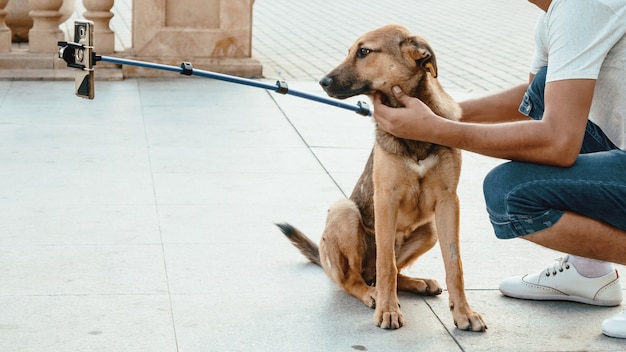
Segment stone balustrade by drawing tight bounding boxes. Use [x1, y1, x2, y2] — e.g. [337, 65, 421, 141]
[0, 0, 9, 53]
[0, 0, 261, 78]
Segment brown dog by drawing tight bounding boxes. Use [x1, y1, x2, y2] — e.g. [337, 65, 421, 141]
[277, 24, 486, 332]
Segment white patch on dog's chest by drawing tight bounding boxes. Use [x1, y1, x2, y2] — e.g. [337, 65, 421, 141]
[407, 154, 438, 177]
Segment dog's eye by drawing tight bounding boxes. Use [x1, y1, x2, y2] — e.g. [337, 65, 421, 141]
[356, 48, 371, 59]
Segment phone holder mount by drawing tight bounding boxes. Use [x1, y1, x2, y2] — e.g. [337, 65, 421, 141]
[58, 41, 100, 71]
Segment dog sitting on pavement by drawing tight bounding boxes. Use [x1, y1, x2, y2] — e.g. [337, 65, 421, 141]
[277, 24, 486, 332]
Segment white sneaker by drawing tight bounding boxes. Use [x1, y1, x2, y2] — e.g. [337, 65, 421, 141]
[602, 310, 626, 338]
[499, 256, 623, 306]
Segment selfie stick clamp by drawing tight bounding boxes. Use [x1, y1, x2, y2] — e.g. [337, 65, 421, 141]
[58, 41, 97, 71]
[57, 41, 372, 117]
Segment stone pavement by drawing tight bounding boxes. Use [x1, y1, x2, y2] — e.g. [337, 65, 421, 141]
[0, 1, 625, 351]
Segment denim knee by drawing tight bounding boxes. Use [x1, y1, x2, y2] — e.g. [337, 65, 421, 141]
[483, 162, 565, 239]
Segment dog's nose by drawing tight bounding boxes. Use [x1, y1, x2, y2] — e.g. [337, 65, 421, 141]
[319, 76, 333, 89]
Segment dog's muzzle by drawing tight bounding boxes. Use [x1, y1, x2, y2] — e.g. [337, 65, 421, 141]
[319, 76, 333, 91]
[319, 75, 371, 100]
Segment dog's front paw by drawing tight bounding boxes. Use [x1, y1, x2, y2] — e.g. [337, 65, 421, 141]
[373, 301, 404, 330]
[452, 305, 487, 332]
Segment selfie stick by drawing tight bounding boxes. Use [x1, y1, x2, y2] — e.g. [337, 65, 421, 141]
[100, 56, 372, 116]
[57, 41, 372, 117]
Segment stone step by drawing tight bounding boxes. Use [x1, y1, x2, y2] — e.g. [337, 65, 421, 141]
[0, 47, 123, 81]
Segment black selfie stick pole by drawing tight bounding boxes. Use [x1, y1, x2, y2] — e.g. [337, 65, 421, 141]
[96, 55, 372, 117]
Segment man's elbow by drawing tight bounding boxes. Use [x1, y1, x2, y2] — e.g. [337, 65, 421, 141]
[546, 141, 581, 167]
[553, 155, 578, 168]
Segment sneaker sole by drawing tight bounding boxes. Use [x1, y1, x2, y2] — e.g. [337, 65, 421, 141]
[602, 330, 626, 339]
[500, 289, 623, 307]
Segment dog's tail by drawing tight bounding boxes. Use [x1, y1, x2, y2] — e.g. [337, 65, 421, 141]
[275, 223, 322, 267]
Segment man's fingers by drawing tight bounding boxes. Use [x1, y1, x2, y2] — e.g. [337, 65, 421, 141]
[392, 86, 412, 106]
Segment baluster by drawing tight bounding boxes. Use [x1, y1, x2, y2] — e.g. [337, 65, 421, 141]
[83, 0, 114, 53]
[0, 0, 9, 52]
[28, 0, 64, 53]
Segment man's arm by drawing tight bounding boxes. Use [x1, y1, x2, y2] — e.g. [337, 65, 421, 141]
[460, 82, 531, 123]
[372, 79, 595, 167]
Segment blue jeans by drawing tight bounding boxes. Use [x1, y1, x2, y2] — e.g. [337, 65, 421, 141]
[483, 67, 626, 239]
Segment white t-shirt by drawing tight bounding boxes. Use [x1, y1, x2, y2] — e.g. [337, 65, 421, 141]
[530, 0, 626, 150]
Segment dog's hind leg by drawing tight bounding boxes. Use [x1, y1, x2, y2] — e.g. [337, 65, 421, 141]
[396, 222, 443, 295]
[397, 274, 442, 296]
[319, 199, 377, 308]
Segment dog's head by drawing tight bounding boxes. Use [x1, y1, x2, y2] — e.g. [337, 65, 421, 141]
[319, 25, 438, 107]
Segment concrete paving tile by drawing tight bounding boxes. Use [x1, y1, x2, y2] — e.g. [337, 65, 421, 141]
[253, 0, 540, 91]
[0, 81, 9, 98]
[311, 146, 372, 175]
[271, 103, 376, 148]
[82, 80, 142, 104]
[0, 147, 151, 209]
[425, 291, 626, 351]
[169, 266, 460, 352]
[0, 119, 145, 150]
[157, 202, 332, 245]
[0, 169, 155, 206]
[310, 146, 373, 195]
[0, 81, 83, 108]
[163, 241, 324, 295]
[0, 294, 177, 352]
[2, 143, 147, 168]
[326, 171, 365, 197]
[152, 172, 343, 206]
[401, 240, 564, 291]
[0, 204, 160, 245]
[141, 105, 306, 149]
[136, 79, 275, 108]
[0, 245, 168, 295]
[148, 145, 323, 175]
[0, 95, 145, 149]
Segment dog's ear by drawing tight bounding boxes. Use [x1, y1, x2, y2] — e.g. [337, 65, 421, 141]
[401, 37, 438, 78]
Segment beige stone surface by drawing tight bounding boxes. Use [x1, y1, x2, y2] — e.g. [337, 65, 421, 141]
[6, 0, 74, 42]
[27, 0, 65, 53]
[131, 0, 261, 77]
[83, 0, 115, 54]
[0, 0, 260, 78]
[0, 0, 10, 52]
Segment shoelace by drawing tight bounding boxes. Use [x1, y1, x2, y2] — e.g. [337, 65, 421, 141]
[544, 256, 571, 277]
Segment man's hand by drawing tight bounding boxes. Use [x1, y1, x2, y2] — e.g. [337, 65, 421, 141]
[372, 86, 439, 142]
